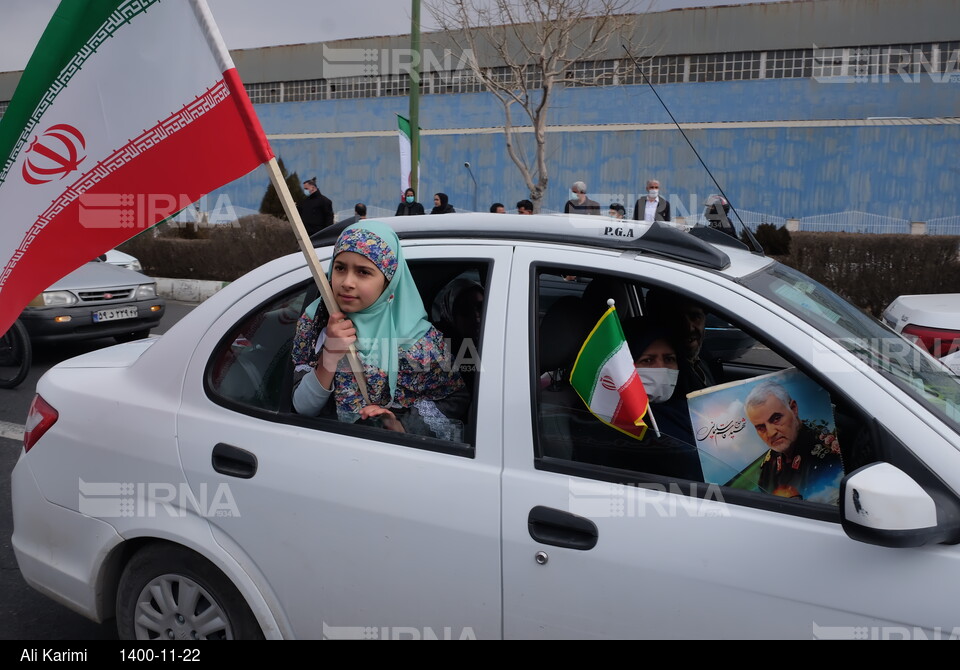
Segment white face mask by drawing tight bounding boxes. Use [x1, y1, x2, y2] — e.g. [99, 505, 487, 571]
[648, 189, 659, 199]
[635, 367, 679, 403]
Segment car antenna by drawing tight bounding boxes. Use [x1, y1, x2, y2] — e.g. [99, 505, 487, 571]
[621, 44, 765, 255]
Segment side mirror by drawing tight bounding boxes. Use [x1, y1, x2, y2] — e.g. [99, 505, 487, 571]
[841, 462, 960, 548]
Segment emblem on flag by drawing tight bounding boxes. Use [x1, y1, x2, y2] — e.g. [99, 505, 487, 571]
[22, 124, 87, 185]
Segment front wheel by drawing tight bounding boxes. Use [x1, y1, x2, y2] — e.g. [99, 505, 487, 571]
[116, 544, 263, 640]
[0, 319, 32, 389]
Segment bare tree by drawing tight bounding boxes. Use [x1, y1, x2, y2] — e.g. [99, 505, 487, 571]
[424, 0, 644, 212]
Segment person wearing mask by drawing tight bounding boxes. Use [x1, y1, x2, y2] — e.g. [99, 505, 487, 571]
[517, 199, 534, 215]
[431, 193, 456, 214]
[297, 177, 334, 236]
[633, 179, 671, 223]
[395, 188, 425, 216]
[564, 181, 601, 215]
[609, 203, 626, 219]
[623, 317, 697, 447]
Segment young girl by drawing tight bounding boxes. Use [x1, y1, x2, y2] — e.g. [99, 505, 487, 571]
[291, 221, 468, 438]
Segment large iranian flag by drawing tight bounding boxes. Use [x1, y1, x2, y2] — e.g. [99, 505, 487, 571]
[570, 306, 650, 440]
[0, 0, 274, 337]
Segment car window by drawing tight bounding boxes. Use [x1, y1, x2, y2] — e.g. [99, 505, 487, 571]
[207, 260, 491, 454]
[533, 267, 878, 515]
[208, 288, 309, 412]
[742, 262, 960, 433]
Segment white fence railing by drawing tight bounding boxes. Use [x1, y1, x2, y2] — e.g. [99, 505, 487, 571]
[796, 211, 911, 234]
[926, 216, 960, 236]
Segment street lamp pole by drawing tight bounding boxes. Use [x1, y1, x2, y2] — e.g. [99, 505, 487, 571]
[410, 0, 421, 195]
[464, 162, 478, 212]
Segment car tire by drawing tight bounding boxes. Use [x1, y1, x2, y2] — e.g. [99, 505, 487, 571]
[116, 543, 263, 641]
[114, 329, 150, 344]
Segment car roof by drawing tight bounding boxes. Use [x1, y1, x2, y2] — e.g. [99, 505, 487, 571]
[311, 213, 767, 274]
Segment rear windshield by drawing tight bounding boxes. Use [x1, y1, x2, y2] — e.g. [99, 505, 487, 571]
[741, 262, 960, 435]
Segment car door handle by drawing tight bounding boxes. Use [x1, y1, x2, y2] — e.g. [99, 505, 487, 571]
[528, 506, 598, 551]
[211, 443, 258, 479]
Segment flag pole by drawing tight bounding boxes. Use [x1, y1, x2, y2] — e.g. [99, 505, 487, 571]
[264, 158, 371, 404]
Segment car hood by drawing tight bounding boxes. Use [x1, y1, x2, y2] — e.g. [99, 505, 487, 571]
[884, 294, 960, 331]
[45, 261, 152, 291]
[52, 338, 158, 369]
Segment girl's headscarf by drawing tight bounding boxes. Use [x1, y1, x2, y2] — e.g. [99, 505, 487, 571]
[330, 221, 432, 400]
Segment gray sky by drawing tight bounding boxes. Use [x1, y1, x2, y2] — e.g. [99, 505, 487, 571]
[0, 0, 785, 73]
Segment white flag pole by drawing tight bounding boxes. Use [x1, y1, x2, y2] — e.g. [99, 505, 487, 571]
[645, 405, 662, 438]
[264, 158, 371, 405]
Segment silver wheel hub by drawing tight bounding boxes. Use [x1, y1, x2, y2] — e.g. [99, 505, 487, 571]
[133, 573, 232, 640]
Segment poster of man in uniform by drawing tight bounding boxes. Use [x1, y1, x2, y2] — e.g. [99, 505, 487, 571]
[686, 368, 844, 505]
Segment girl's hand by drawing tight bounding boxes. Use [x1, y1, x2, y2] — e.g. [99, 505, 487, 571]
[321, 311, 356, 363]
[359, 405, 405, 433]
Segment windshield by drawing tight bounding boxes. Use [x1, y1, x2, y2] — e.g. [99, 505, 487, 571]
[741, 262, 960, 435]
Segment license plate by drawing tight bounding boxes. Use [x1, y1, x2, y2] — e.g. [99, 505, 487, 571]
[93, 306, 138, 323]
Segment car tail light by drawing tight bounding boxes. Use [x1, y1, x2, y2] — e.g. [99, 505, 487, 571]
[902, 324, 960, 359]
[23, 395, 58, 453]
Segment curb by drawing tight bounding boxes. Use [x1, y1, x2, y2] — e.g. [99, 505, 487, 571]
[154, 277, 230, 303]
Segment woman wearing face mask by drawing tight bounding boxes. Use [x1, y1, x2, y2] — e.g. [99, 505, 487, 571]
[395, 188, 425, 216]
[623, 317, 696, 448]
[632, 179, 671, 222]
[568, 315, 703, 482]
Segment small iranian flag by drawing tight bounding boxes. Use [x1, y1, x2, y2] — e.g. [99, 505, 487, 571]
[397, 114, 420, 197]
[0, 0, 274, 337]
[570, 306, 650, 440]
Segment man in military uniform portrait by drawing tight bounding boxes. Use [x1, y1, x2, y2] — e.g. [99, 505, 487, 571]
[744, 380, 844, 504]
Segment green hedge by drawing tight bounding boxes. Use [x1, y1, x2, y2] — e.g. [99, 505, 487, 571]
[775, 232, 960, 317]
[118, 215, 299, 283]
[121, 221, 960, 317]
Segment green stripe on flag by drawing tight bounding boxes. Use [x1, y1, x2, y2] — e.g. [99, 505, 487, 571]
[0, 0, 160, 181]
[569, 307, 622, 402]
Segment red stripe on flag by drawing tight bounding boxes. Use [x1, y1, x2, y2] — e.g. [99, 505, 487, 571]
[610, 373, 649, 437]
[222, 68, 273, 164]
[0, 95, 266, 337]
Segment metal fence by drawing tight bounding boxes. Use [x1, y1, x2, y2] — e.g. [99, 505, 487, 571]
[926, 216, 960, 236]
[796, 211, 911, 234]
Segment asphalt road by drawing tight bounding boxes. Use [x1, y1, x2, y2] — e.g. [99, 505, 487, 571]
[0, 301, 195, 641]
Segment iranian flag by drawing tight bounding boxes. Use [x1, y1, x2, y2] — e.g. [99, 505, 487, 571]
[0, 0, 274, 337]
[397, 114, 420, 197]
[570, 306, 650, 440]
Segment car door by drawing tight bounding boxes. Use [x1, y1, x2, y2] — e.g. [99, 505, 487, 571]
[176, 245, 512, 639]
[501, 244, 960, 639]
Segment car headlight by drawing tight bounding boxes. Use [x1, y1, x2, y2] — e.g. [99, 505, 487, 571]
[124, 261, 143, 272]
[27, 291, 78, 307]
[135, 283, 157, 300]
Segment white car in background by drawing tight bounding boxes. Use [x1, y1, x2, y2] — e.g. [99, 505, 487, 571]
[883, 294, 960, 374]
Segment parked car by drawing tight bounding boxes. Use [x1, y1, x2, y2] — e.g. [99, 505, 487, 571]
[882, 293, 960, 373]
[12, 215, 960, 640]
[19, 261, 165, 344]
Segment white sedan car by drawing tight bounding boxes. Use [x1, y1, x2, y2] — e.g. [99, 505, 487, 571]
[12, 214, 960, 640]
[883, 293, 960, 374]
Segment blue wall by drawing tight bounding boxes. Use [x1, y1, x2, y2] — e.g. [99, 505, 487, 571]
[212, 76, 960, 223]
